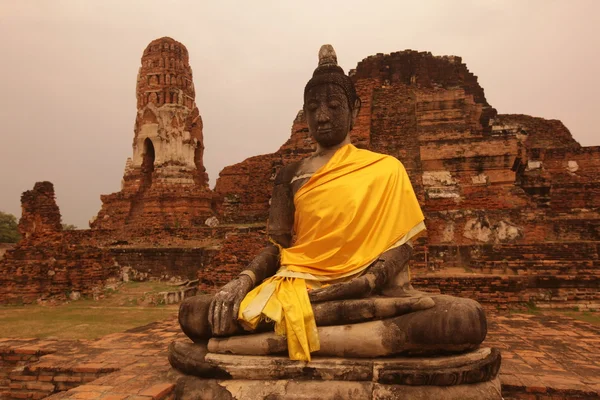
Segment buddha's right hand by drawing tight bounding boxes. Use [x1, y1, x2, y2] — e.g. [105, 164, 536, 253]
[208, 275, 254, 336]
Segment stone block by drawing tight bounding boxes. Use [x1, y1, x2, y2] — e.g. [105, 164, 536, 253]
[174, 376, 502, 399]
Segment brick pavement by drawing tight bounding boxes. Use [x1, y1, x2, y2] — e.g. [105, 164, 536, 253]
[1, 311, 599, 399]
[487, 312, 600, 399]
[0, 318, 185, 400]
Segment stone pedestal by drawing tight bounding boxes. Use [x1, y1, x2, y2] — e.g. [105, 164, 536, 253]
[172, 347, 501, 399]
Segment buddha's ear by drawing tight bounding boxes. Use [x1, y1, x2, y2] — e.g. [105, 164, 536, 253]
[350, 98, 361, 129]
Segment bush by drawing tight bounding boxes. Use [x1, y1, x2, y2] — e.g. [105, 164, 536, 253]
[0, 211, 21, 243]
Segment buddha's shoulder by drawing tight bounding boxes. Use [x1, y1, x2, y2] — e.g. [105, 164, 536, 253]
[355, 147, 406, 169]
[274, 161, 303, 185]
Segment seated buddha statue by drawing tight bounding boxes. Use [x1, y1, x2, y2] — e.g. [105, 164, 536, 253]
[170, 45, 487, 372]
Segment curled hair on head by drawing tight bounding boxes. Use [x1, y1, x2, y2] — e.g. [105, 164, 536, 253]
[304, 45, 360, 110]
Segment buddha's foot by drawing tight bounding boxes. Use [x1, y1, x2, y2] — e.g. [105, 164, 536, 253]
[312, 295, 434, 326]
[173, 347, 502, 400]
[168, 341, 230, 378]
[381, 283, 427, 298]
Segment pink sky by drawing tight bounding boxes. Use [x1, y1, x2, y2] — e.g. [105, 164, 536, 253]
[0, 0, 598, 228]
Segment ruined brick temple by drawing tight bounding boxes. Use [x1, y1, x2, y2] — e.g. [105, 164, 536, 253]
[92, 37, 213, 229]
[1, 38, 598, 308]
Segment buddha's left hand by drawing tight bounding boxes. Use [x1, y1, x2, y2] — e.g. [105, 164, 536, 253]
[208, 275, 253, 336]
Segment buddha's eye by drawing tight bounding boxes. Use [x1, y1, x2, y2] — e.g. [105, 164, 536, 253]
[328, 100, 340, 109]
[306, 102, 318, 111]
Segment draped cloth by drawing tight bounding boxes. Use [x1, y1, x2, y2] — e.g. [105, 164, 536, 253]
[238, 144, 425, 361]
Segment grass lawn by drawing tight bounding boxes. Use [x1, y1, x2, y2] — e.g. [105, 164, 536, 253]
[509, 303, 600, 327]
[555, 310, 600, 326]
[0, 281, 179, 340]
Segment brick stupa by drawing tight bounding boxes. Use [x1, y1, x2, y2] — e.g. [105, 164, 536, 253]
[92, 37, 214, 229]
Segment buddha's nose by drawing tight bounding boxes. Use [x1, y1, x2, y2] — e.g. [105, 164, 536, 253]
[317, 106, 330, 123]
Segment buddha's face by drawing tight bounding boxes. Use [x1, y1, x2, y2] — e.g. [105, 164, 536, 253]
[304, 84, 353, 148]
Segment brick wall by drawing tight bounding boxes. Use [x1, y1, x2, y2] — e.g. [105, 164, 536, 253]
[0, 233, 119, 304]
[110, 247, 217, 280]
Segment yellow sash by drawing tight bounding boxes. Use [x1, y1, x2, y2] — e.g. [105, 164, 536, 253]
[239, 144, 425, 361]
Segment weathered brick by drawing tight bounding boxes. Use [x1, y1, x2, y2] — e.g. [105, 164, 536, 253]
[9, 375, 37, 382]
[24, 381, 54, 391]
[139, 383, 174, 399]
[53, 375, 82, 383]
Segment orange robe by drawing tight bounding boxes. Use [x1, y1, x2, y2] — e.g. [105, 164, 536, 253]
[239, 144, 425, 361]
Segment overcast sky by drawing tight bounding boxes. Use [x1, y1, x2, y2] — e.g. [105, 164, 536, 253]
[0, 0, 598, 228]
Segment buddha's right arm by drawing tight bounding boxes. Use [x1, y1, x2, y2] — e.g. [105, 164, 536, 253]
[308, 244, 413, 303]
[239, 245, 279, 286]
[238, 165, 296, 286]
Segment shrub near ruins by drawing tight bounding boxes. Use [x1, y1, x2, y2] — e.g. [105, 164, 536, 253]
[0, 211, 20, 243]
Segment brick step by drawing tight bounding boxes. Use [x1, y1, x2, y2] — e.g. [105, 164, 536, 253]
[412, 274, 600, 306]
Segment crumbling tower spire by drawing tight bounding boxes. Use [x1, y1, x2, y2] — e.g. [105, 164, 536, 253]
[19, 182, 62, 238]
[133, 36, 208, 187]
[91, 37, 214, 229]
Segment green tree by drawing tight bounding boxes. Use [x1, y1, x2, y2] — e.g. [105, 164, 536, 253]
[62, 223, 77, 231]
[0, 211, 21, 243]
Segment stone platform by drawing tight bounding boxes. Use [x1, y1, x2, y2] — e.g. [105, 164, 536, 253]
[176, 376, 501, 400]
[173, 347, 502, 399]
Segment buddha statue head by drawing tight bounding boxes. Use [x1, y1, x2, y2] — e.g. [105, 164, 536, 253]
[303, 45, 361, 148]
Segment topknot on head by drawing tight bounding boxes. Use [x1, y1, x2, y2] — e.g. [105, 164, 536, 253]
[318, 44, 338, 67]
[312, 44, 344, 77]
